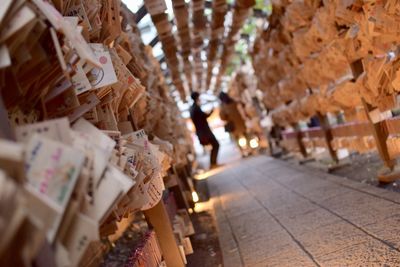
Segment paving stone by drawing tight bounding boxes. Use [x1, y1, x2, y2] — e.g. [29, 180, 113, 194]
[317, 239, 400, 266]
[221, 195, 263, 218]
[289, 177, 333, 194]
[239, 233, 294, 266]
[218, 220, 239, 251]
[262, 194, 317, 218]
[251, 244, 318, 267]
[297, 221, 372, 257]
[363, 214, 400, 250]
[272, 173, 320, 187]
[265, 169, 302, 181]
[353, 183, 400, 204]
[228, 210, 281, 243]
[241, 179, 283, 197]
[239, 174, 272, 188]
[277, 208, 342, 236]
[303, 182, 353, 202]
[319, 190, 400, 227]
[207, 156, 400, 266]
[212, 191, 243, 267]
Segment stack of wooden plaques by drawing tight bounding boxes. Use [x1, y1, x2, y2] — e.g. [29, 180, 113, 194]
[144, 0, 187, 100]
[0, 1, 195, 266]
[252, 0, 400, 170]
[172, 0, 193, 92]
[227, 69, 266, 140]
[252, 0, 400, 122]
[205, 0, 229, 89]
[214, 1, 255, 92]
[191, 0, 207, 92]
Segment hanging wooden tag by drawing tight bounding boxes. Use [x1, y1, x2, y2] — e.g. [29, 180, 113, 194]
[0, 5, 36, 43]
[0, 45, 11, 69]
[24, 134, 85, 241]
[67, 92, 100, 122]
[88, 43, 118, 89]
[15, 117, 72, 144]
[144, 0, 167, 16]
[72, 62, 92, 95]
[66, 2, 92, 31]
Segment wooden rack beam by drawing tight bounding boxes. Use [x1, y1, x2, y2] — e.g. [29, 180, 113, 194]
[362, 99, 396, 170]
[292, 123, 308, 158]
[317, 112, 339, 163]
[149, 35, 159, 47]
[0, 96, 14, 141]
[135, 5, 148, 23]
[144, 200, 185, 267]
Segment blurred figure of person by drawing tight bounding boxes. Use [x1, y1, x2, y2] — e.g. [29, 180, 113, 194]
[219, 92, 247, 154]
[307, 115, 320, 127]
[190, 92, 220, 169]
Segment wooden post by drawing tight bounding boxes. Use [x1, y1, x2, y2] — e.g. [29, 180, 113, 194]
[173, 165, 192, 194]
[362, 99, 396, 170]
[144, 200, 185, 267]
[292, 123, 308, 158]
[128, 108, 138, 131]
[176, 166, 196, 209]
[168, 171, 191, 210]
[316, 112, 339, 163]
[0, 95, 14, 141]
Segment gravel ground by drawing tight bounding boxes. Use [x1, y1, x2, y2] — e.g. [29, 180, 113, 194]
[300, 152, 400, 192]
[101, 219, 150, 267]
[328, 152, 383, 186]
[186, 210, 223, 267]
[100, 193, 223, 267]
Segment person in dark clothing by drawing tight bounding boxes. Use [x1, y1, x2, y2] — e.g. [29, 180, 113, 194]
[219, 92, 247, 138]
[308, 115, 320, 128]
[219, 92, 247, 154]
[190, 92, 220, 169]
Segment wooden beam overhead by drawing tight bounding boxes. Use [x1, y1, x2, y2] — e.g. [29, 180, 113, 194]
[149, 35, 159, 47]
[135, 5, 148, 23]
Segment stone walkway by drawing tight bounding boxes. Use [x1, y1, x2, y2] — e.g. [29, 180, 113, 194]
[208, 156, 400, 266]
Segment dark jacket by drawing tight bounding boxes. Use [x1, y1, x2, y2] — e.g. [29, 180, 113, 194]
[190, 103, 214, 145]
[220, 102, 246, 137]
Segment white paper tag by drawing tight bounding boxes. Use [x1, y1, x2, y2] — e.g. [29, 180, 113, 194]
[72, 118, 116, 185]
[0, 44, 11, 69]
[33, 0, 100, 67]
[24, 134, 84, 211]
[127, 172, 150, 212]
[63, 213, 99, 266]
[89, 43, 118, 89]
[123, 129, 148, 148]
[66, 3, 92, 31]
[67, 93, 100, 122]
[0, 5, 36, 42]
[45, 78, 73, 102]
[0, 0, 12, 26]
[183, 237, 194, 255]
[72, 63, 92, 95]
[141, 174, 164, 211]
[82, 165, 134, 223]
[24, 134, 85, 241]
[15, 118, 72, 144]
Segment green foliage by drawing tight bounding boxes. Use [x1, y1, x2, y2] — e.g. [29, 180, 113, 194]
[255, 0, 273, 15]
[223, 0, 273, 76]
[242, 19, 256, 35]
